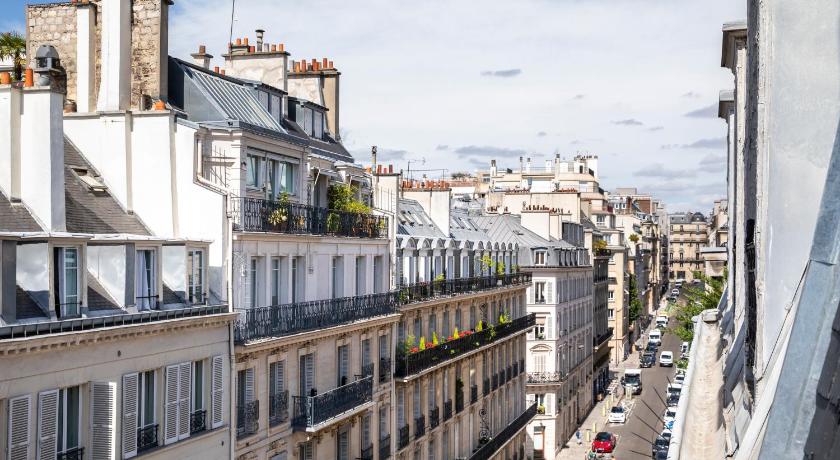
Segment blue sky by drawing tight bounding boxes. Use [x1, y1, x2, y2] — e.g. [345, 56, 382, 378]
[2, 0, 746, 213]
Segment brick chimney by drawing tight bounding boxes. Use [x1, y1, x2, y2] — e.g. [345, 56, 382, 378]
[288, 58, 341, 139]
[222, 29, 290, 91]
[190, 45, 213, 69]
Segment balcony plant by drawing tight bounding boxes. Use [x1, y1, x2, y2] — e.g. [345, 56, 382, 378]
[419, 336, 426, 351]
[537, 405, 546, 414]
[267, 192, 291, 230]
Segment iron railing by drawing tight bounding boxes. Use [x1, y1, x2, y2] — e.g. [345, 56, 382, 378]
[594, 327, 613, 347]
[380, 433, 392, 459]
[235, 292, 397, 344]
[492, 373, 499, 390]
[0, 304, 226, 341]
[270, 390, 289, 426]
[361, 362, 375, 378]
[471, 384, 479, 404]
[232, 196, 388, 238]
[190, 409, 207, 434]
[396, 273, 531, 304]
[527, 372, 565, 384]
[443, 400, 453, 421]
[398, 425, 410, 449]
[137, 424, 159, 453]
[379, 357, 392, 383]
[456, 389, 465, 413]
[292, 376, 372, 429]
[483, 378, 490, 397]
[429, 406, 440, 429]
[237, 400, 259, 438]
[414, 414, 426, 438]
[395, 313, 536, 377]
[57, 447, 84, 460]
[361, 444, 374, 460]
[469, 403, 537, 460]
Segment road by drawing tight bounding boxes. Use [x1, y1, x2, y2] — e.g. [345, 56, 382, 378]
[609, 313, 682, 459]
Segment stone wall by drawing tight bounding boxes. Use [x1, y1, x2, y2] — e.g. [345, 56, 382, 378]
[131, 0, 167, 109]
[25, 2, 77, 101]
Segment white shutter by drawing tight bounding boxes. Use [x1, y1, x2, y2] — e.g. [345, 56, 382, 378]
[527, 284, 534, 304]
[545, 281, 554, 304]
[362, 339, 371, 367]
[121, 373, 139, 458]
[546, 313, 553, 339]
[245, 368, 255, 403]
[339, 429, 349, 460]
[302, 442, 314, 460]
[178, 362, 192, 440]
[7, 395, 31, 460]
[338, 346, 349, 384]
[211, 355, 224, 429]
[164, 365, 180, 445]
[36, 390, 58, 460]
[90, 382, 116, 460]
[303, 355, 314, 395]
[362, 414, 371, 446]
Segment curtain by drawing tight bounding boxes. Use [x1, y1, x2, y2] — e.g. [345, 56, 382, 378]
[136, 250, 156, 310]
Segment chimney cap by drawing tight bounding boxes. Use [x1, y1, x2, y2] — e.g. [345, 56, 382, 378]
[255, 28, 265, 33]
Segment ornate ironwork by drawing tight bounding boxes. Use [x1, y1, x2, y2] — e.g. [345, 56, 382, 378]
[237, 400, 259, 438]
[478, 407, 491, 443]
[361, 444, 374, 460]
[190, 409, 207, 434]
[527, 372, 565, 384]
[292, 376, 372, 429]
[470, 404, 538, 460]
[269, 390, 289, 426]
[379, 357, 392, 383]
[137, 423, 159, 453]
[57, 447, 84, 460]
[414, 414, 426, 438]
[398, 425, 410, 449]
[429, 406, 440, 428]
[361, 362, 375, 378]
[394, 313, 536, 377]
[379, 433, 392, 459]
[232, 196, 388, 238]
[396, 274, 531, 305]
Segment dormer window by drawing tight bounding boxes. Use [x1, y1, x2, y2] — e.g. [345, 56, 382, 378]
[291, 100, 327, 140]
[534, 250, 547, 266]
[54, 247, 80, 318]
[136, 249, 158, 310]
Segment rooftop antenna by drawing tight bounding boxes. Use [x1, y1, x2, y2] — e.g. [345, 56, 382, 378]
[228, 0, 237, 53]
[406, 157, 426, 181]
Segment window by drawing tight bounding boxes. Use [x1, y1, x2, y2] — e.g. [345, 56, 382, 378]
[534, 282, 546, 303]
[300, 354, 315, 396]
[362, 413, 372, 449]
[534, 250, 547, 266]
[269, 360, 286, 424]
[57, 386, 81, 456]
[249, 258, 259, 308]
[608, 290, 614, 301]
[355, 256, 366, 296]
[139, 370, 156, 433]
[271, 258, 282, 305]
[291, 257, 300, 302]
[136, 249, 157, 310]
[338, 345, 350, 386]
[299, 441, 314, 460]
[596, 215, 605, 226]
[332, 257, 343, 298]
[379, 405, 389, 438]
[246, 154, 261, 188]
[269, 94, 281, 121]
[188, 249, 204, 304]
[54, 247, 80, 318]
[193, 360, 204, 413]
[313, 111, 324, 139]
[608, 308, 614, 320]
[535, 317, 546, 339]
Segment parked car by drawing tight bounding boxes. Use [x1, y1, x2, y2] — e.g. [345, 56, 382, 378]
[653, 450, 669, 460]
[674, 373, 686, 385]
[680, 341, 690, 359]
[641, 352, 656, 368]
[667, 383, 683, 397]
[608, 406, 626, 424]
[663, 407, 677, 430]
[660, 429, 672, 443]
[646, 342, 658, 354]
[668, 295, 677, 303]
[670, 288, 680, 296]
[648, 329, 662, 347]
[660, 351, 674, 366]
[666, 393, 680, 407]
[656, 315, 668, 328]
[592, 432, 618, 453]
[652, 435, 670, 456]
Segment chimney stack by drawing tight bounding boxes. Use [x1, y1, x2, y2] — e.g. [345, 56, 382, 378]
[255, 29, 265, 51]
[75, 0, 96, 112]
[490, 159, 497, 176]
[190, 45, 213, 69]
[371, 145, 378, 172]
[97, 0, 131, 111]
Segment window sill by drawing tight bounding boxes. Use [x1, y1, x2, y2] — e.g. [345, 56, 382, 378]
[135, 424, 228, 458]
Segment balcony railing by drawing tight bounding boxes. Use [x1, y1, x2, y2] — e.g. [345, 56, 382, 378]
[361, 444, 374, 460]
[397, 273, 531, 304]
[190, 409, 207, 434]
[527, 372, 565, 384]
[594, 327, 613, 347]
[469, 403, 537, 460]
[379, 357, 392, 383]
[235, 292, 397, 344]
[443, 400, 453, 421]
[398, 425, 410, 449]
[232, 196, 388, 238]
[483, 378, 490, 397]
[292, 376, 372, 429]
[237, 400, 259, 438]
[471, 385, 479, 404]
[455, 390, 464, 413]
[414, 415, 426, 438]
[395, 313, 536, 377]
[361, 362, 375, 378]
[270, 390, 289, 426]
[57, 447, 84, 460]
[137, 423, 159, 453]
[429, 407, 440, 429]
[380, 434, 392, 459]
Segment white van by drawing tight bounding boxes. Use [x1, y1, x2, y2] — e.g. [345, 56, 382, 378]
[649, 329, 662, 346]
[656, 315, 668, 328]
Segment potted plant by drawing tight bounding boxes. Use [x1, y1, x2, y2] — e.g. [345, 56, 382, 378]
[267, 192, 291, 230]
[537, 405, 546, 414]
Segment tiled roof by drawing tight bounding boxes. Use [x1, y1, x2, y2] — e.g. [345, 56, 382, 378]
[15, 286, 46, 319]
[0, 191, 43, 232]
[86, 276, 120, 312]
[64, 139, 150, 235]
[397, 199, 448, 239]
[471, 214, 572, 249]
[162, 283, 184, 305]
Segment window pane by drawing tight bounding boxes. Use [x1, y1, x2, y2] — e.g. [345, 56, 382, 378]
[247, 155, 259, 187]
[64, 248, 79, 314]
[66, 386, 79, 448]
[143, 371, 155, 425]
[194, 361, 204, 410]
[313, 111, 323, 139]
[303, 108, 313, 136]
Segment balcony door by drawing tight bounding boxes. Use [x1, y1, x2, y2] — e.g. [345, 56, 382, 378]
[53, 247, 80, 318]
[337, 345, 349, 386]
[300, 354, 314, 396]
[135, 249, 157, 310]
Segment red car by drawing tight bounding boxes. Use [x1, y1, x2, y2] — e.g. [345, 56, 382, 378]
[591, 431, 617, 453]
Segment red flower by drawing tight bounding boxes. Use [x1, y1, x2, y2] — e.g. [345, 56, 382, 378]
[410, 347, 419, 353]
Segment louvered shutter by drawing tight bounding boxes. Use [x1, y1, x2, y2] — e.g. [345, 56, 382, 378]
[302, 441, 314, 460]
[362, 339, 371, 367]
[244, 368, 255, 403]
[362, 414, 371, 446]
[339, 429, 349, 460]
[121, 373, 139, 458]
[211, 355, 224, 429]
[273, 361, 285, 394]
[546, 313, 553, 340]
[303, 355, 314, 395]
[527, 283, 534, 304]
[178, 362, 192, 440]
[36, 390, 58, 460]
[7, 395, 31, 460]
[90, 382, 116, 460]
[164, 365, 180, 445]
[546, 281, 554, 305]
[397, 389, 405, 426]
[338, 346, 348, 385]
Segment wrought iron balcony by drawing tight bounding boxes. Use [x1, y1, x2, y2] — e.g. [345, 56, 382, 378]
[443, 400, 453, 421]
[513, 362, 519, 376]
[396, 273, 531, 304]
[137, 423, 159, 453]
[469, 403, 537, 460]
[527, 372, 565, 384]
[232, 196, 388, 238]
[57, 447, 84, 460]
[190, 409, 207, 434]
[292, 376, 372, 430]
[455, 390, 464, 413]
[594, 327, 614, 347]
[398, 425, 410, 449]
[237, 400, 259, 438]
[429, 407, 440, 428]
[361, 444, 374, 460]
[483, 378, 490, 397]
[361, 362, 375, 378]
[270, 390, 289, 426]
[471, 384, 479, 404]
[492, 373, 499, 390]
[395, 313, 536, 377]
[235, 292, 397, 344]
[379, 357, 392, 383]
[380, 434, 392, 459]
[414, 414, 426, 438]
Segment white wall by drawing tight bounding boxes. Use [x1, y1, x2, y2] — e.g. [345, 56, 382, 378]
[131, 114, 175, 237]
[87, 245, 127, 308]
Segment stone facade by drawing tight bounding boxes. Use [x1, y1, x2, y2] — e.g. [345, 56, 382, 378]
[25, 3, 77, 100]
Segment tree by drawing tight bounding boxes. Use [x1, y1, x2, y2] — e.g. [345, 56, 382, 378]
[629, 233, 639, 243]
[628, 276, 642, 323]
[328, 183, 370, 213]
[668, 273, 724, 342]
[0, 32, 26, 81]
[593, 239, 607, 252]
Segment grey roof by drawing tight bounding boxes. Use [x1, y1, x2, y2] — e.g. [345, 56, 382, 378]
[281, 118, 354, 163]
[86, 276, 120, 312]
[471, 214, 572, 249]
[64, 139, 150, 235]
[397, 199, 448, 239]
[162, 283, 185, 305]
[15, 286, 47, 319]
[450, 209, 490, 242]
[0, 191, 43, 232]
[670, 212, 707, 224]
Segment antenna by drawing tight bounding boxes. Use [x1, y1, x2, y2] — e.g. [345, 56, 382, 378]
[228, 0, 237, 53]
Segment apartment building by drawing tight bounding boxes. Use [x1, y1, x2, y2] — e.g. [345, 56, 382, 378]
[667, 213, 709, 283]
[701, 199, 728, 280]
[392, 181, 536, 460]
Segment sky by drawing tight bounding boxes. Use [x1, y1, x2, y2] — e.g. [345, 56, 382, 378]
[2, 0, 747, 213]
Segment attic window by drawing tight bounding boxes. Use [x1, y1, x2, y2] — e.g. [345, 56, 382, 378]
[71, 168, 107, 191]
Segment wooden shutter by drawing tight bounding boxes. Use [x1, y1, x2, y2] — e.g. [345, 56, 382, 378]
[338, 428, 349, 460]
[244, 368, 255, 404]
[178, 362, 192, 440]
[36, 390, 58, 460]
[362, 339, 371, 367]
[121, 373, 139, 458]
[362, 414, 371, 446]
[301, 441, 314, 460]
[211, 355, 224, 429]
[7, 395, 31, 460]
[90, 382, 116, 460]
[164, 365, 180, 445]
[276, 361, 285, 393]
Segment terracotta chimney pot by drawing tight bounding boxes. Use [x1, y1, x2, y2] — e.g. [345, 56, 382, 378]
[270, 44, 277, 52]
[328, 60, 334, 69]
[198, 45, 206, 54]
[23, 68, 34, 87]
[213, 66, 219, 73]
[0, 72, 10, 85]
[322, 58, 328, 68]
[248, 46, 255, 53]
[279, 43, 285, 52]
[235, 38, 242, 46]
[220, 69, 226, 75]
[243, 37, 249, 45]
